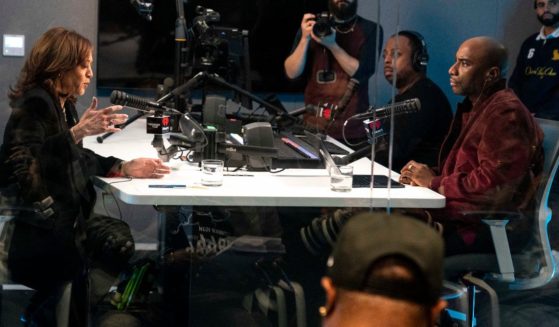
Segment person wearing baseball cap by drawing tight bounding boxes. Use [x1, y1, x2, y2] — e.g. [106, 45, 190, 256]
[320, 212, 447, 327]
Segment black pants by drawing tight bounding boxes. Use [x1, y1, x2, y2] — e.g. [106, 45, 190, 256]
[9, 215, 134, 326]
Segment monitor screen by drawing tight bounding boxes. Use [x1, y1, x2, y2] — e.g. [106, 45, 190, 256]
[97, 0, 327, 96]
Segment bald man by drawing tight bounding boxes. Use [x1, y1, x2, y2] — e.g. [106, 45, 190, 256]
[399, 37, 544, 256]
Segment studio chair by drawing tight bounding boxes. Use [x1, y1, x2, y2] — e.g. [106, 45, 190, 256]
[444, 118, 559, 327]
[0, 204, 74, 327]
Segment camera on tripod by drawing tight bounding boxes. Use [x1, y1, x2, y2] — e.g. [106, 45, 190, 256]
[192, 6, 229, 69]
[312, 12, 335, 37]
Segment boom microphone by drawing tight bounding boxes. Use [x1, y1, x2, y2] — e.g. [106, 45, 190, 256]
[353, 98, 421, 120]
[110, 90, 184, 118]
[289, 104, 321, 117]
[333, 98, 422, 165]
[110, 90, 166, 112]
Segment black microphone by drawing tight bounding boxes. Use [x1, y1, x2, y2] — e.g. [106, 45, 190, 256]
[110, 90, 183, 117]
[353, 98, 421, 120]
[289, 104, 321, 116]
[110, 90, 166, 112]
[110, 90, 169, 135]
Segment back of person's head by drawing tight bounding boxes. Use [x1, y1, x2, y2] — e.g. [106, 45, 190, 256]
[9, 27, 92, 101]
[320, 212, 446, 327]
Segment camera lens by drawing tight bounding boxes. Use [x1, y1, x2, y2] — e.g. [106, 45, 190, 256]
[312, 12, 333, 38]
[313, 20, 332, 38]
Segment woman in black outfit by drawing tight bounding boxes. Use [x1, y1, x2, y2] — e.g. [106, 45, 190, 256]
[0, 27, 170, 325]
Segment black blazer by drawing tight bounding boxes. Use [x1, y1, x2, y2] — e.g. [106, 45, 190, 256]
[0, 87, 120, 290]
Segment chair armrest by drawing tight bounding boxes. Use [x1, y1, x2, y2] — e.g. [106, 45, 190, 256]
[459, 211, 517, 281]
[460, 210, 524, 221]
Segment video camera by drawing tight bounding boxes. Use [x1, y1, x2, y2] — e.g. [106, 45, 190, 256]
[191, 6, 229, 68]
[192, 6, 220, 36]
[312, 12, 335, 37]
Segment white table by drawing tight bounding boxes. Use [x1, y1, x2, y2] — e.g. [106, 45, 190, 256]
[84, 117, 446, 326]
[84, 117, 445, 209]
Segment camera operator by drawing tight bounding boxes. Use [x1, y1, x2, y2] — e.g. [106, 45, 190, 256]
[284, 0, 383, 147]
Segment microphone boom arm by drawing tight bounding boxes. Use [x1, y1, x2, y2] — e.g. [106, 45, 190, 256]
[157, 71, 294, 120]
[353, 98, 421, 120]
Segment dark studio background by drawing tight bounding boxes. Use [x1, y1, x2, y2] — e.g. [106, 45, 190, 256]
[97, 0, 329, 96]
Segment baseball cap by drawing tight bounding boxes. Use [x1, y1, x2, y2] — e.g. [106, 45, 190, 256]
[327, 212, 444, 305]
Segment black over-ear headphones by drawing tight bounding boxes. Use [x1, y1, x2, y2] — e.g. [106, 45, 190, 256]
[397, 30, 429, 72]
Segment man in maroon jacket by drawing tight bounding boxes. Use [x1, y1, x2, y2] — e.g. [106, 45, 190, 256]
[399, 36, 544, 255]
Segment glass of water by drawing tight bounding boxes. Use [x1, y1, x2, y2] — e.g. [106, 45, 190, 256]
[201, 159, 224, 186]
[330, 165, 353, 192]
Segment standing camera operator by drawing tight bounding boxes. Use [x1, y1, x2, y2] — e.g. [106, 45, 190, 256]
[284, 0, 383, 147]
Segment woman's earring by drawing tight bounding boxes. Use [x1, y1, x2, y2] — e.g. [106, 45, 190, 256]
[319, 306, 329, 317]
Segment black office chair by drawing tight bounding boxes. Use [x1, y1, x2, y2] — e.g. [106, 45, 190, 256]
[444, 118, 559, 327]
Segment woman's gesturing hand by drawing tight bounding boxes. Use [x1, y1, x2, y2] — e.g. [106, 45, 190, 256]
[70, 97, 128, 142]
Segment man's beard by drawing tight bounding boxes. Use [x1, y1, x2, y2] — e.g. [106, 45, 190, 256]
[329, 0, 357, 22]
[538, 12, 559, 27]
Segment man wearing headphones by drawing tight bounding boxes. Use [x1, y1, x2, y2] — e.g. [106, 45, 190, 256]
[509, 0, 559, 120]
[378, 31, 452, 171]
[399, 37, 544, 256]
[284, 0, 382, 146]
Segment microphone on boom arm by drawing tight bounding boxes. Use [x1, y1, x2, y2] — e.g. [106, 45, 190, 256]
[108, 90, 207, 161]
[353, 98, 421, 120]
[96, 90, 169, 143]
[110, 90, 180, 114]
[333, 98, 422, 165]
[109, 90, 203, 132]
